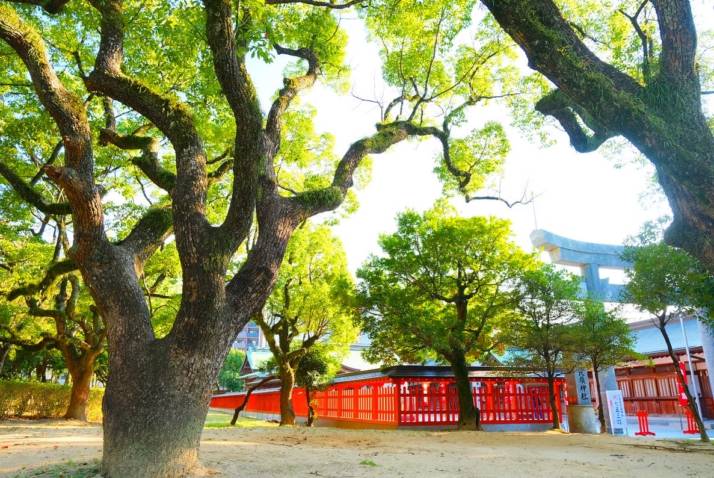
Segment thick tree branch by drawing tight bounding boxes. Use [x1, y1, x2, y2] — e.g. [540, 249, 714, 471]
[202, 0, 261, 254]
[0, 161, 71, 214]
[535, 90, 614, 152]
[294, 121, 431, 216]
[0, 5, 105, 258]
[117, 207, 173, 263]
[7, 259, 77, 301]
[6, 0, 70, 14]
[265, 0, 367, 8]
[0, 325, 57, 352]
[651, 0, 698, 82]
[99, 128, 176, 192]
[266, 45, 320, 143]
[481, 0, 641, 97]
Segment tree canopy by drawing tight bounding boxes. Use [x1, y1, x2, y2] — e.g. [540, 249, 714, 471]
[508, 264, 581, 429]
[256, 223, 357, 425]
[624, 242, 714, 441]
[358, 203, 533, 428]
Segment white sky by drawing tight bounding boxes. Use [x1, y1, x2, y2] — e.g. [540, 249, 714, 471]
[248, 3, 713, 274]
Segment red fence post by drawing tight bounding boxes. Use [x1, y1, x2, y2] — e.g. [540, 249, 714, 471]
[683, 408, 700, 434]
[635, 410, 656, 436]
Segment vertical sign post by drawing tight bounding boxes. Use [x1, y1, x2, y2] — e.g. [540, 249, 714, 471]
[606, 390, 628, 436]
[574, 369, 592, 405]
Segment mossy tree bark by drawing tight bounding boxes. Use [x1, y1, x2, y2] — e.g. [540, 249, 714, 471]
[481, 0, 714, 273]
[0, 0, 425, 474]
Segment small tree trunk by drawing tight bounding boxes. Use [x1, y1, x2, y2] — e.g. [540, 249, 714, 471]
[64, 362, 95, 421]
[450, 350, 478, 430]
[0, 344, 10, 376]
[36, 362, 47, 382]
[661, 325, 709, 442]
[278, 365, 296, 426]
[546, 373, 561, 430]
[231, 376, 273, 425]
[592, 362, 605, 432]
[305, 387, 315, 427]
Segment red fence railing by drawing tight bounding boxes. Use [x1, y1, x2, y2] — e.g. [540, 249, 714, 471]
[211, 376, 564, 427]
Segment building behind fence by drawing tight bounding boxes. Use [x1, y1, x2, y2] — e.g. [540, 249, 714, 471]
[210, 366, 565, 429]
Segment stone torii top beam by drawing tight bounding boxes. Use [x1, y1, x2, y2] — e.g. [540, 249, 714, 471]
[530, 229, 630, 302]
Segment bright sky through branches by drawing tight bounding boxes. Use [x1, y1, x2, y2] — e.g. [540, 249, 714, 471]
[248, 2, 713, 273]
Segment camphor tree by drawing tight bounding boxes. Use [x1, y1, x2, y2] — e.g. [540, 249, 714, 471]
[358, 204, 533, 429]
[295, 344, 340, 427]
[0, 227, 106, 421]
[0, 0, 523, 474]
[217, 348, 245, 392]
[479, 0, 714, 273]
[509, 264, 580, 430]
[624, 242, 714, 442]
[572, 299, 635, 432]
[256, 224, 356, 426]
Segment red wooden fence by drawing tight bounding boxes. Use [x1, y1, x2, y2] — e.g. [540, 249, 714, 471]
[211, 376, 564, 427]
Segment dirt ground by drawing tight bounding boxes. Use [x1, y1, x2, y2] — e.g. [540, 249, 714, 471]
[1, 418, 713, 478]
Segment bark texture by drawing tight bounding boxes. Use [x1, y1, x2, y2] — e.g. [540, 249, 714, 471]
[0, 1, 437, 474]
[481, 0, 714, 273]
[449, 349, 479, 430]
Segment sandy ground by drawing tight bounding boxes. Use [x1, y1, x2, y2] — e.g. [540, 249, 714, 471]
[1, 418, 713, 478]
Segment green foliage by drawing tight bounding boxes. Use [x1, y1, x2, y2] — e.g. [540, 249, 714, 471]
[507, 264, 581, 375]
[623, 243, 714, 327]
[262, 223, 359, 359]
[0, 380, 102, 421]
[572, 299, 636, 370]
[218, 349, 245, 392]
[358, 203, 534, 366]
[295, 345, 340, 391]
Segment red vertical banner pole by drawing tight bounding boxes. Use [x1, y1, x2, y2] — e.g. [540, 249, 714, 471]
[372, 383, 379, 422]
[396, 379, 402, 426]
[337, 385, 343, 419]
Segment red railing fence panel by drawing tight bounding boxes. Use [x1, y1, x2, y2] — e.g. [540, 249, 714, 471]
[210, 376, 565, 427]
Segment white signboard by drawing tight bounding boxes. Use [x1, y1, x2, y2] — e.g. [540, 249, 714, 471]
[606, 390, 628, 436]
[574, 369, 591, 405]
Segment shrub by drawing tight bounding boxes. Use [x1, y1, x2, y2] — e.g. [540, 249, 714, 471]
[0, 380, 103, 422]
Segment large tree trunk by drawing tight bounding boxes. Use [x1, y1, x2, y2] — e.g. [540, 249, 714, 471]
[101, 343, 225, 477]
[278, 364, 296, 426]
[450, 350, 478, 430]
[546, 374, 561, 430]
[592, 362, 605, 433]
[64, 361, 95, 421]
[660, 325, 709, 442]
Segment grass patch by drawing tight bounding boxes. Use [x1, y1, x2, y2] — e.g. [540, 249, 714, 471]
[204, 411, 277, 429]
[359, 459, 378, 467]
[12, 459, 100, 478]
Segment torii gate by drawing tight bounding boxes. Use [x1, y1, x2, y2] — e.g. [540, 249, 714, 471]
[530, 229, 714, 431]
[530, 229, 628, 302]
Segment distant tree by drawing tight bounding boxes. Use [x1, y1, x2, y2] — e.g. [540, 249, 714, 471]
[358, 205, 533, 429]
[573, 299, 636, 432]
[624, 243, 714, 442]
[509, 264, 580, 429]
[295, 346, 340, 427]
[218, 349, 245, 392]
[256, 225, 357, 426]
